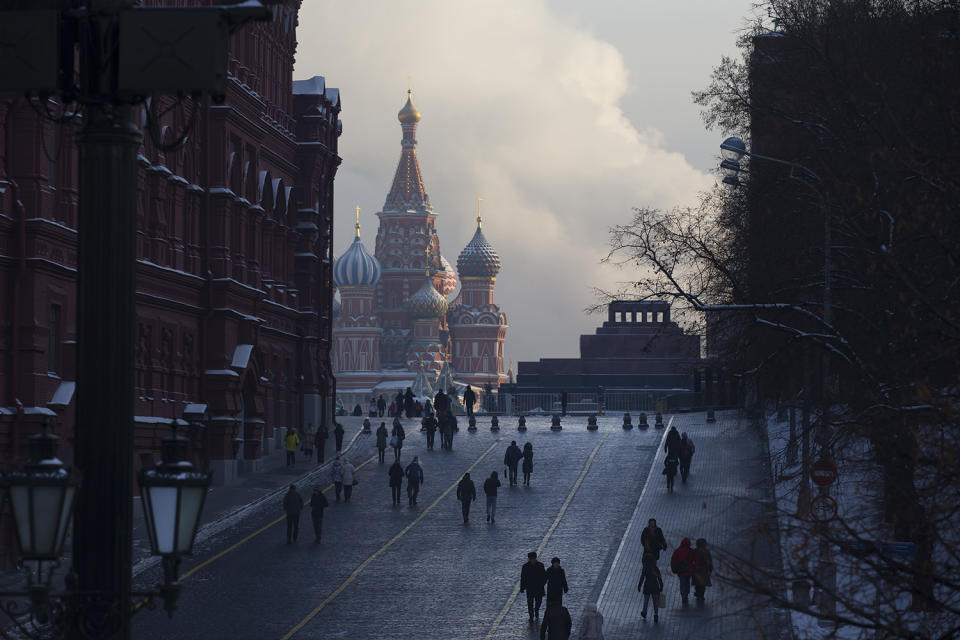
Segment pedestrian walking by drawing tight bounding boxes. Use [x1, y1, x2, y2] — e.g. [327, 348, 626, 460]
[404, 386, 415, 418]
[670, 538, 699, 606]
[334, 420, 345, 452]
[663, 456, 679, 492]
[664, 425, 682, 458]
[540, 602, 572, 640]
[463, 385, 476, 418]
[693, 538, 713, 603]
[483, 471, 501, 523]
[521, 442, 534, 486]
[439, 413, 453, 450]
[579, 603, 604, 640]
[424, 399, 433, 417]
[331, 455, 344, 501]
[310, 487, 328, 543]
[284, 427, 299, 467]
[504, 440, 523, 486]
[545, 557, 569, 604]
[434, 388, 449, 415]
[640, 518, 669, 559]
[390, 420, 405, 461]
[405, 456, 424, 507]
[282, 484, 303, 544]
[520, 551, 547, 622]
[423, 413, 438, 450]
[315, 423, 328, 464]
[376, 422, 388, 463]
[377, 394, 386, 417]
[341, 458, 356, 502]
[637, 553, 664, 622]
[302, 424, 314, 460]
[388, 459, 404, 506]
[679, 432, 695, 483]
[456, 472, 476, 523]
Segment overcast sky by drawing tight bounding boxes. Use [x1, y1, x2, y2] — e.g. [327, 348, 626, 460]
[295, 0, 759, 366]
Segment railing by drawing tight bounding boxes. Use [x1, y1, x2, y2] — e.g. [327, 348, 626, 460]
[480, 389, 706, 415]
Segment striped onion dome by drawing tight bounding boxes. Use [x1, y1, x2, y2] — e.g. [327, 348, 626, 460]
[457, 219, 500, 279]
[406, 274, 448, 319]
[438, 255, 458, 297]
[333, 236, 381, 288]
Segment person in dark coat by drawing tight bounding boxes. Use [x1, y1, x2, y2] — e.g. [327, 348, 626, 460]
[315, 423, 328, 464]
[333, 420, 345, 452]
[282, 484, 304, 544]
[405, 456, 424, 507]
[395, 391, 405, 416]
[438, 413, 451, 450]
[434, 388, 448, 415]
[391, 419, 405, 461]
[520, 551, 547, 622]
[521, 442, 534, 486]
[693, 538, 713, 603]
[309, 487, 329, 543]
[375, 422, 388, 463]
[456, 473, 476, 523]
[539, 602, 572, 640]
[377, 394, 386, 417]
[504, 441, 523, 486]
[388, 460, 404, 506]
[670, 537, 699, 605]
[664, 426, 682, 458]
[423, 414, 438, 450]
[483, 471, 501, 523]
[404, 387, 415, 418]
[463, 386, 477, 418]
[640, 518, 669, 559]
[637, 552, 664, 622]
[663, 456, 679, 492]
[679, 432, 695, 483]
[545, 557, 569, 604]
[424, 399, 434, 417]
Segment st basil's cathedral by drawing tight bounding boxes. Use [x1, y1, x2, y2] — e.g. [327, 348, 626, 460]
[331, 91, 508, 407]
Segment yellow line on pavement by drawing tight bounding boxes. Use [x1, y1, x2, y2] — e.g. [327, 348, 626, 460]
[280, 437, 504, 640]
[483, 432, 609, 640]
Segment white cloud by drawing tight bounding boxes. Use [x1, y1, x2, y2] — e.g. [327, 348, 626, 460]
[295, 0, 713, 364]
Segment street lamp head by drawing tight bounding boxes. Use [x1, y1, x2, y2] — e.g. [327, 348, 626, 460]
[720, 158, 743, 186]
[138, 426, 212, 559]
[720, 136, 747, 163]
[4, 428, 80, 561]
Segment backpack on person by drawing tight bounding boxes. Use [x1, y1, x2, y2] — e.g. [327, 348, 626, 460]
[671, 556, 689, 575]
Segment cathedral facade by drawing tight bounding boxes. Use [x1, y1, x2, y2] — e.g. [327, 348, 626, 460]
[332, 92, 507, 407]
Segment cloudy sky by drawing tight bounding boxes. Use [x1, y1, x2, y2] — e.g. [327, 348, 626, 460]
[295, 0, 758, 365]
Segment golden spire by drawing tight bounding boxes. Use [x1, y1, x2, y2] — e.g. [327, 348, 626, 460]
[425, 245, 431, 276]
[354, 205, 361, 238]
[476, 196, 483, 229]
[408, 72, 412, 93]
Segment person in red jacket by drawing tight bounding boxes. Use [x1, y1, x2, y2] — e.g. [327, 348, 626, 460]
[670, 537, 699, 605]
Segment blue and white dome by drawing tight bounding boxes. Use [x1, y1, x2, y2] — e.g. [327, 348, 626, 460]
[334, 236, 381, 288]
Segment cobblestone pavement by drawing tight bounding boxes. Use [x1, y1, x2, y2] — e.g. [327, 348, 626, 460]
[597, 410, 781, 639]
[130, 412, 775, 640]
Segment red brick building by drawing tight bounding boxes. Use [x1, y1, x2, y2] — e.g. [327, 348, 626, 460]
[0, 1, 340, 568]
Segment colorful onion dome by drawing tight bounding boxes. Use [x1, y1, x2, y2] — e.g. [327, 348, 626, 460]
[334, 236, 381, 288]
[438, 255, 458, 296]
[398, 90, 421, 124]
[457, 216, 501, 279]
[406, 274, 448, 319]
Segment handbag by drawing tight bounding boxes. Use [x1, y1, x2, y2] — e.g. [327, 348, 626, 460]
[657, 593, 666, 609]
[389, 435, 399, 447]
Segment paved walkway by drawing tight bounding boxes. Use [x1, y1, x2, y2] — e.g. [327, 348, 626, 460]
[596, 410, 781, 639]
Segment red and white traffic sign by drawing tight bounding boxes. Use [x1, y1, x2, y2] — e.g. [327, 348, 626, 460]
[810, 459, 838, 487]
[810, 494, 838, 522]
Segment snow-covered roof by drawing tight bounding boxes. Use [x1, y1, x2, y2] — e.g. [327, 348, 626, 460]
[231, 344, 254, 370]
[183, 403, 208, 417]
[292, 76, 325, 96]
[48, 381, 76, 407]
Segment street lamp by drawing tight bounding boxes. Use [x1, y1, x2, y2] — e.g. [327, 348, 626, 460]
[719, 135, 837, 622]
[4, 428, 80, 563]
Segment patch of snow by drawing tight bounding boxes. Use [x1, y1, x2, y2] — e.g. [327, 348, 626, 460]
[48, 381, 76, 407]
[204, 369, 240, 378]
[231, 344, 254, 370]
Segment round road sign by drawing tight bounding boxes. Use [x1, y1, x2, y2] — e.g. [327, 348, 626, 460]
[810, 459, 838, 487]
[810, 494, 838, 522]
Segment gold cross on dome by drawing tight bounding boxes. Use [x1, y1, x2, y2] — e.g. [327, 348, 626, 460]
[354, 205, 361, 237]
[424, 244, 431, 276]
[476, 196, 483, 229]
